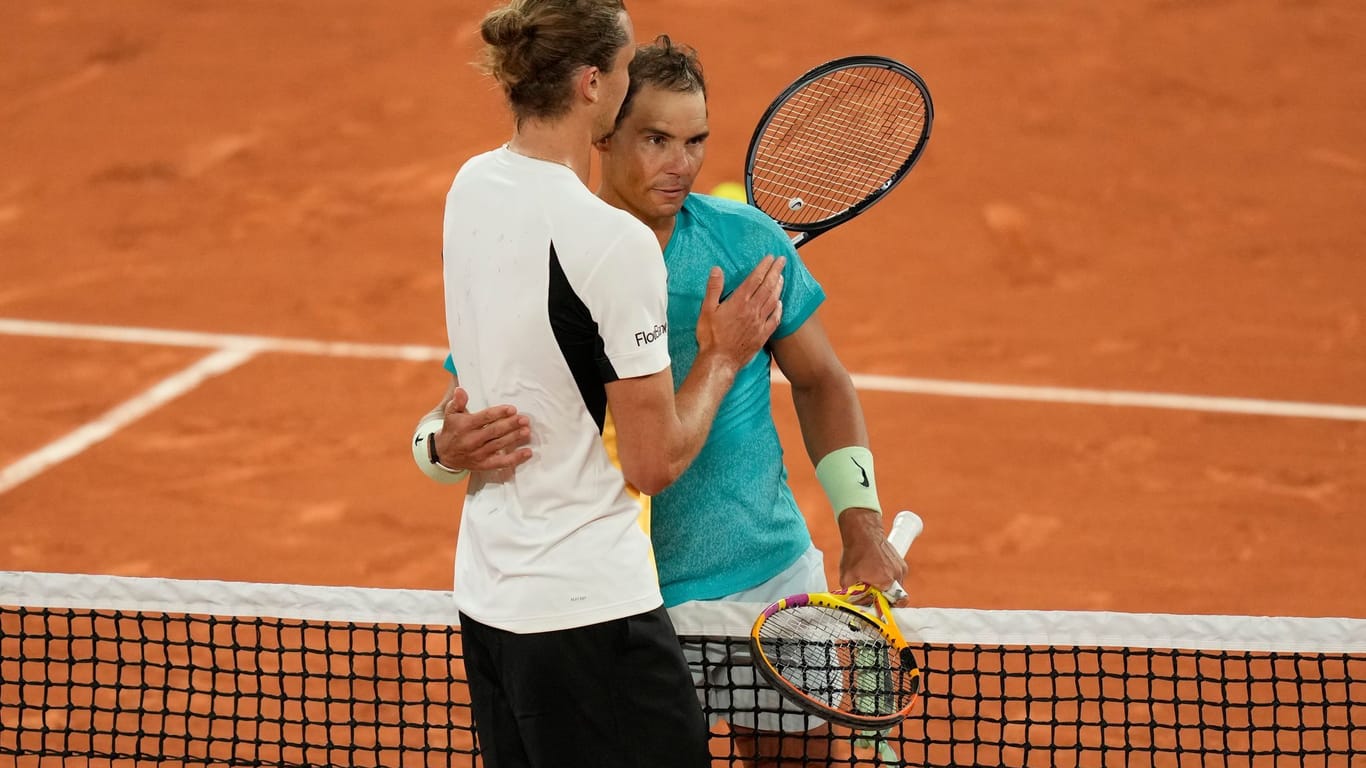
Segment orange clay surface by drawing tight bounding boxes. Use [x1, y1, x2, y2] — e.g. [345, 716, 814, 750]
[1, 0, 1363, 618]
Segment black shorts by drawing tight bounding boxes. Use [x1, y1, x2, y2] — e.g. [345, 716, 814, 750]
[460, 605, 709, 768]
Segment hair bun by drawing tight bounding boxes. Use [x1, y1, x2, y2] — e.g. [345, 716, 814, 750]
[480, 7, 528, 47]
[478, 0, 628, 120]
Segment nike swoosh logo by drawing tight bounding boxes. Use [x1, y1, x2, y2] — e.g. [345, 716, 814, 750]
[851, 457, 870, 488]
[414, 433, 426, 446]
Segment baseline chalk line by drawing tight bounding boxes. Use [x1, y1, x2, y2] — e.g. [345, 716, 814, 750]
[3, 317, 1364, 422]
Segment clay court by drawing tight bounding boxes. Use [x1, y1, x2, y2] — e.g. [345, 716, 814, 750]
[2, 0, 1364, 626]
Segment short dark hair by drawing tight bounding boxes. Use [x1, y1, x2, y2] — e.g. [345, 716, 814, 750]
[614, 35, 706, 129]
[479, 0, 629, 122]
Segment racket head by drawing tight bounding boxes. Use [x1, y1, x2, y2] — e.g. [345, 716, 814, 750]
[744, 55, 933, 239]
[748, 590, 922, 729]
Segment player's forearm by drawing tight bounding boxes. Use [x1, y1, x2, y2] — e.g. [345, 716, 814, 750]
[427, 377, 459, 466]
[791, 367, 869, 465]
[413, 385, 468, 484]
[608, 359, 736, 496]
[794, 367, 892, 568]
[666, 350, 739, 477]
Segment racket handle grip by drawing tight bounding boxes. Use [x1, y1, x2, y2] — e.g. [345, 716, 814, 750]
[880, 511, 923, 602]
[887, 510, 924, 557]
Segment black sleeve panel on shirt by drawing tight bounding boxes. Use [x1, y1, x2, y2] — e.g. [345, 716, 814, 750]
[547, 243, 615, 433]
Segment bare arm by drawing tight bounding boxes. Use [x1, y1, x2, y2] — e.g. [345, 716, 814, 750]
[604, 353, 738, 495]
[608, 257, 785, 495]
[771, 313, 907, 593]
[773, 314, 867, 463]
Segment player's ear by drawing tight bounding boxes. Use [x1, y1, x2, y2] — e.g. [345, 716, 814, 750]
[593, 132, 613, 152]
[577, 66, 601, 104]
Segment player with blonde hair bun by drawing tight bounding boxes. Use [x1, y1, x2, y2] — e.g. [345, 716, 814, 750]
[432, 3, 784, 766]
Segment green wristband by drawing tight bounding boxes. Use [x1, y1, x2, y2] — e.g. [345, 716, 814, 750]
[815, 446, 882, 520]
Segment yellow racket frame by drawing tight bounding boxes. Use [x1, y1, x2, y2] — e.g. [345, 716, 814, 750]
[749, 582, 922, 729]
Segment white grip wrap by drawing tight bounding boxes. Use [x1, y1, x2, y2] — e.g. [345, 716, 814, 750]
[887, 510, 924, 556]
[412, 416, 469, 485]
[881, 510, 924, 602]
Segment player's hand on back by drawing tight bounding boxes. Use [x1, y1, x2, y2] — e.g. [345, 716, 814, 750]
[837, 508, 911, 606]
[434, 387, 534, 471]
[696, 255, 785, 369]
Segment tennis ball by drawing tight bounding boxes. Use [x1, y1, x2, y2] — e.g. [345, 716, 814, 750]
[709, 181, 748, 203]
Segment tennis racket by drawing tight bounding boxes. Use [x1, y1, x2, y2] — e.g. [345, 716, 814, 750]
[745, 55, 933, 249]
[749, 510, 924, 730]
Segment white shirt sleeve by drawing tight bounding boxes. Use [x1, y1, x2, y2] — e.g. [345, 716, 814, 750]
[583, 220, 672, 381]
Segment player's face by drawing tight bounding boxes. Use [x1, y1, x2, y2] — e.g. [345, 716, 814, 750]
[601, 85, 709, 223]
[593, 13, 637, 141]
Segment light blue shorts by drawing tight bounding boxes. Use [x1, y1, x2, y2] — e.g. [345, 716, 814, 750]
[684, 545, 829, 732]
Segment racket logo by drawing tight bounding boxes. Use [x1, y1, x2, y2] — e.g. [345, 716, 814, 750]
[787, 197, 805, 211]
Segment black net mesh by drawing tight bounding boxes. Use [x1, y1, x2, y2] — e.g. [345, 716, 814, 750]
[2, 573, 1361, 767]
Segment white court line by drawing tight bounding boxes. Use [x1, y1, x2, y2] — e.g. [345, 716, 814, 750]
[0, 318, 445, 362]
[3, 317, 1366, 422]
[0, 346, 257, 495]
[808, 373, 1366, 422]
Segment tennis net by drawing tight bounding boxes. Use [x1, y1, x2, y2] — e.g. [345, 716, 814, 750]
[2, 570, 1362, 766]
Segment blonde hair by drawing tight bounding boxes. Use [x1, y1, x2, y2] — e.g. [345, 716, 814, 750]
[480, 0, 629, 121]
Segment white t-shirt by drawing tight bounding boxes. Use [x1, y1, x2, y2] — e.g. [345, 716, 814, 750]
[442, 147, 671, 633]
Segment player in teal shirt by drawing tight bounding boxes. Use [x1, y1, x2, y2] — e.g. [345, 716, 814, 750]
[420, 36, 909, 763]
[649, 193, 822, 604]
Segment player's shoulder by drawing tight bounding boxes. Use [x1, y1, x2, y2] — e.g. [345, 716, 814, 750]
[552, 194, 659, 274]
[683, 194, 793, 261]
[450, 147, 501, 182]
[685, 193, 787, 240]
[563, 193, 653, 243]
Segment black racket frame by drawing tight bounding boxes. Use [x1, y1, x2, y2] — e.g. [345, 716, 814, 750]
[743, 55, 934, 246]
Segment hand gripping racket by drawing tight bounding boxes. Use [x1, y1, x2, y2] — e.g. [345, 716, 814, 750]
[745, 55, 934, 249]
[749, 511, 925, 730]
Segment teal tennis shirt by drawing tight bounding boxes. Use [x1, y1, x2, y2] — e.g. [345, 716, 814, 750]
[652, 194, 824, 605]
[441, 193, 825, 606]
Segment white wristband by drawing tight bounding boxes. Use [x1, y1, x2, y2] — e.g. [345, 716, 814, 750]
[412, 416, 469, 484]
